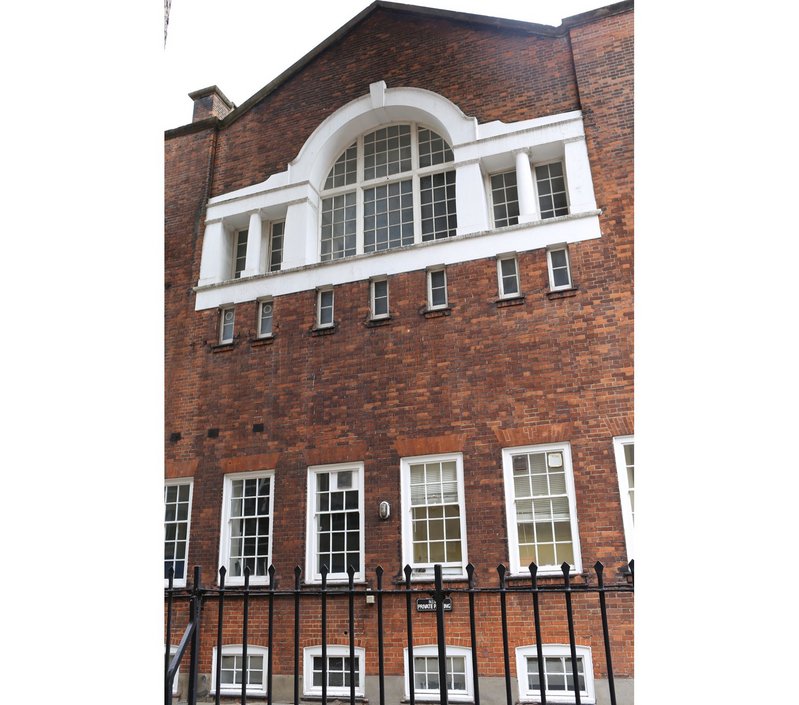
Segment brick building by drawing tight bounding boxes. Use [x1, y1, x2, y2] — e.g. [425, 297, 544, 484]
[165, 2, 634, 704]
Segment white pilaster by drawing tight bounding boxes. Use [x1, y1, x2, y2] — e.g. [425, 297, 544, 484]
[564, 138, 597, 213]
[454, 161, 490, 236]
[515, 150, 539, 224]
[198, 220, 229, 286]
[282, 200, 319, 269]
[242, 211, 263, 277]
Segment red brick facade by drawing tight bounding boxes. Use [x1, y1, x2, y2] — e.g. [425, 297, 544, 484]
[165, 2, 633, 702]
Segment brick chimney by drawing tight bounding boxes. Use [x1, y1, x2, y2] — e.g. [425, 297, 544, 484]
[188, 85, 235, 122]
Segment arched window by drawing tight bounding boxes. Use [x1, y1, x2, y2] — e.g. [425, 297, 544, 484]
[320, 124, 457, 261]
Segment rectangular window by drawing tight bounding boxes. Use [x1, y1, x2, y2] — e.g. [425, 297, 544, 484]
[233, 229, 248, 278]
[405, 646, 473, 702]
[491, 170, 520, 227]
[317, 288, 334, 328]
[364, 180, 414, 252]
[516, 645, 595, 704]
[219, 306, 235, 344]
[535, 162, 569, 219]
[370, 278, 389, 319]
[211, 645, 268, 697]
[497, 255, 520, 298]
[502, 443, 581, 575]
[306, 463, 364, 582]
[219, 471, 274, 585]
[401, 453, 467, 579]
[547, 247, 572, 291]
[164, 480, 193, 587]
[258, 299, 273, 338]
[427, 268, 448, 310]
[420, 170, 457, 240]
[304, 646, 365, 697]
[269, 222, 284, 272]
[613, 436, 634, 559]
[321, 193, 357, 261]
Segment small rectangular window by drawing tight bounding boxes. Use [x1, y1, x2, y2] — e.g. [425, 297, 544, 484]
[427, 268, 447, 310]
[547, 247, 572, 291]
[516, 645, 595, 704]
[613, 436, 634, 559]
[405, 646, 473, 702]
[219, 307, 235, 344]
[233, 230, 248, 279]
[304, 646, 366, 697]
[269, 222, 284, 272]
[211, 645, 269, 697]
[317, 288, 334, 328]
[306, 463, 364, 582]
[258, 299, 274, 338]
[370, 278, 389, 319]
[497, 255, 520, 298]
[491, 171, 520, 227]
[164, 480, 193, 587]
[535, 162, 569, 219]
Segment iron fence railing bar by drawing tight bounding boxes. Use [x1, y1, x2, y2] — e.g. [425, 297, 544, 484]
[268, 565, 276, 705]
[376, 566, 386, 705]
[466, 563, 481, 705]
[497, 564, 513, 705]
[561, 563, 581, 705]
[293, 566, 302, 705]
[404, 564, 415, 705]
[241, 567, 251, 705]
[529, 563, 547, 705]
[594, 562, 617, 705]
[165, 567, 175, 705]
[434, 565, 449, 705]
[187, 566, 201, 705]
[348, 565, 356, 705]
[215, 566, 226, 705]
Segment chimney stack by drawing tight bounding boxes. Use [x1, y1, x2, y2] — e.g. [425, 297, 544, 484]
[189, 85, 235, 122]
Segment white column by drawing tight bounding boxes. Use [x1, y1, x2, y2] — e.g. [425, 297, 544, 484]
[282, 199, 318, 269]
[454, 161, 490, 236]
[242, 211, 263, 277]
[563, 137, 597, 213]
[515, 150, 539, 224]
[198, 220, 228, 286]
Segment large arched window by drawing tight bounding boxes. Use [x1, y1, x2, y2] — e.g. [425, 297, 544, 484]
[320, 124, 457, 261]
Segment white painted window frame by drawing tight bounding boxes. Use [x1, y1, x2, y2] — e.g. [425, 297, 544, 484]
[533, 160, 570, 220]
[233, 228, 248, 279]
[426, 266, 448, 310]
[613, 435, 634, 560]
[400, 452, 468, 580]
[268, 220, 285, 272]
[211, 644, 269, 697]
[218, 470, 275, 586]
[164, 478, 193, 588]
[403, 645, 473, 702]
[303, 645, 366, 698]
[546, 245, 572, 291]
[319, 123, 456, 262]
[316, 287, 335, 328]
[305, 462, 366, 583]
[257, 297, 274, 338]
[501, 442, 582, 576]
[497, 253, 521, 299]
[489, 169, 520, 228]
[219, 305, 235, 344]
[370, 276, 390, 320]
[515, 644, 595, 704]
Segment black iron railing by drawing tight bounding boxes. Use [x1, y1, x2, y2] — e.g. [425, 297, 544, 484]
[166, 560, 633, 705]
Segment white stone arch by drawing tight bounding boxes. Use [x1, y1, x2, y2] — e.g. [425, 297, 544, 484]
[288, 81, 478, 189]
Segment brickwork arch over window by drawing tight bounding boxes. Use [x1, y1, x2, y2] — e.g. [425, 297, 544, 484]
[320, 124, 456, 261]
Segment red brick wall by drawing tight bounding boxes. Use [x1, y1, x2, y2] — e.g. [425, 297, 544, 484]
[165, 2, 634, 685]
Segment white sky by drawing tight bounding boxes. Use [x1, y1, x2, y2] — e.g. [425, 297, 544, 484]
[164, 0, 613, 130]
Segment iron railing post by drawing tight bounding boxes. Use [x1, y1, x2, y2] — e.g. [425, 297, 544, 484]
[528, 563, 546, 705]
[434, 564, 449, 705]
[293, 566, 302, 705]
[348, 565, 356, 705]
[561, 563, 581, 705]
[404, 565, 416, 705]
[187, 566, 201, 705]
[165, 567, 175, 705]
[466, 563, 480, 705]
[497, 564, 512, 705]
[268, 565, 276, 705]
[215, 567, 226, 705]
[594, 562, 616, 705]
[376, 566, 386, 705]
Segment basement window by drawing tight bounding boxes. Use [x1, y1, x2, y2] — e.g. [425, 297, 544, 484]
[516, 645, 595, 704]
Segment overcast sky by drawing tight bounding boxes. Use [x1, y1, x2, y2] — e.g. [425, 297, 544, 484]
[164, 0, 613, 130]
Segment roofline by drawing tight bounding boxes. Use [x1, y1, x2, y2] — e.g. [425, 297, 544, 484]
[165, 0, 633, 136]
